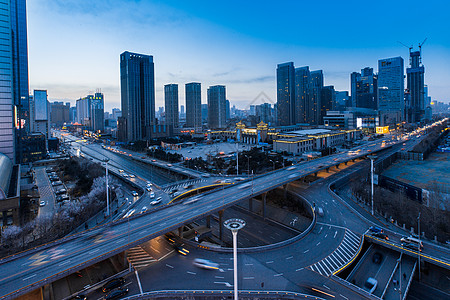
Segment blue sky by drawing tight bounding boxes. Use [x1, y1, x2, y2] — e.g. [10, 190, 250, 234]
[28, 0, 450, 112]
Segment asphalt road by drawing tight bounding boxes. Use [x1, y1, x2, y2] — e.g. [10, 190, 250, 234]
[1, 124, 448, 299]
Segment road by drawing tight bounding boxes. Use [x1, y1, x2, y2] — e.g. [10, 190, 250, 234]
[1, 122, 448, 299]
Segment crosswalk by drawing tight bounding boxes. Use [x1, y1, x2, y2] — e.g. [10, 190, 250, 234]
[162, 179, 207, 193]
[127, 246, 156, 270]
[308, 229, 361, 277]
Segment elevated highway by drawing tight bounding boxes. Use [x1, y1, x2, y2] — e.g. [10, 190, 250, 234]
[1, 134, 449, 299]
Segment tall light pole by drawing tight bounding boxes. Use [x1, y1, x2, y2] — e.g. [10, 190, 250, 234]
[368, 155, 377, 216]
[224, 219, 246, 300]
[104, 158, 110, 217]
[269, 159, 275, 171]
[236, 143, 239, 175]
[398, 257, 402, 300]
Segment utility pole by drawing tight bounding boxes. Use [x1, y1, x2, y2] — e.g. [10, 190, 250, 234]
[236, 143, 239, 175]
[224, 219, 246, 300]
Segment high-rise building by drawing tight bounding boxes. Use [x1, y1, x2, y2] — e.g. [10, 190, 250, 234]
[406, 50, 425, 122]
[207, 85, 226, 129]
[255, 103, 273, 124]
[11, 0, 29, 133]
[50, 102, 70, 127]
[185, 82, 201, 129]
[112, 108, 121, 120]
[308, 70, 323, 125]
[33, 90, 50, 139]
[294, 66, 310, 124]
[350, 67, 378, 109]
[0, 0, 14, 161]
[225, 100, 230, 120]
[164, 84, 179, 135]
[119, 51, 155, 141]
[335, 91, 350, 110]
[378, 57, 404, 125]
[201, 104, 208, 123]
[276, 62, 295, 126]
[76, 92, 104, 132]
[321, 85, 335, 123]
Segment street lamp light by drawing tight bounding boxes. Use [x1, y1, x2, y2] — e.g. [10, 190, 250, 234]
[224, 218, 246, 300]
[418, 212, 421, 281]
[269, 159, 275, 171]
[368, 155, 377, 216]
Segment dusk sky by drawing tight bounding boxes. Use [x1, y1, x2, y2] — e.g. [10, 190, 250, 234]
[28, 0, 450, 112]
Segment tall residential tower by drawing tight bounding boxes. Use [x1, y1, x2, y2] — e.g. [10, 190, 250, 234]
[207, 85, 226, 129]
[164, 84, 179, 135]
[119, 51, 155, 141]
[185, 82, 201, 129]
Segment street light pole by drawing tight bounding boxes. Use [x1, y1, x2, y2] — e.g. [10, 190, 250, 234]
[368, 155, 377, 216]
[398, 257, 402, 300]
[104, 158, 110, 217]
[269, 159, 275, 171]
[224, 219, 246, 300]
[236, 143, 239, 175]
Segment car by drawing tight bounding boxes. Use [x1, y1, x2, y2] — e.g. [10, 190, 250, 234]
[363, 277, 378, 294]
[369, 226, 383, 234]
[234, 177, 246, 181]
[150, 192, 155, 198]
[105, 287, 128, 299]
[122, 209, 135, 218]
[102, 277, 125, 293]
[52, 181, 63, 186]
[167, 164, 173, 167]
[122, 173, 129, 177]
[174, 244, 189, 255]
[286, 166, 296, 170]
[146, 187, 152, 192]
[184, 184, 193, 189]
[238, 182, 251, 189]
[316, 207, 324, 217]
[168, 189, 177, 195]
[141, 206, 147, 213]
[141, 156, 146, 159]
[131, 191, 138, 197]
[39, 201, 46, 207]
[193, 258, 219, 270]
[372, 252, 383, 264]
[372, 232, 389, 240]
[201, 174, 211, 178]
[151, 159, 156, 162]
[183, 198, 199, 205]
[150, 197, 162, 205]
[146, 181, 152, 186]
[213, 179, 222, 184]
[118, 169, 124, 173]
[129, 174, 135, 178]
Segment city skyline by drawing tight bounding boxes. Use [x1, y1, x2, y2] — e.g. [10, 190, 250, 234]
[27, 1, 450, 112]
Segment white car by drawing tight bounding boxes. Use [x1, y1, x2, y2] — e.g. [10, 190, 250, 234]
[146, 187, 152, 192]
[238, 183, 251, 189]
[287, 166, 296, 170]
[131, 191, 138, 197]
[141, 206, 148, 213]
[39, 201, 46, 207]
[150, 192, 155, 198]
[118, 169, 124, 173]
[146, 182, 152, 186]
[150, 197, 162, 205]
[129, 174, 135, 178]
[193, 258, 219, 270]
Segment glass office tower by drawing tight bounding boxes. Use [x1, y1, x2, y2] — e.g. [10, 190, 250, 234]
[185, 82, 201, 129]
[119, 51, 155, 141]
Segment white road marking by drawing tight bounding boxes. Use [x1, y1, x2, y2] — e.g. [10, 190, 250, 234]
[88, 249, 100, 254]
[324, 234, 328, 238]
[340, 294, 349, 300]
[215, 276, 224, 279]
[334, 231, 338, 238]
[323, 284, 330, 290]
[316, 242, 321, 246]
[274, 273, 283, 277]
[244, 263, 253, 266]
[303, 250, 309, 253]
[295, 268, 304, 272]
[243, 277, 255, 280]
[187, 271, 196, 275]
[214, 282, 232, 287]
[266, 260, 274, 264]
[165, 264, 174, 268]
[286, 256, 294, 260]
[23, 274, 36, 281]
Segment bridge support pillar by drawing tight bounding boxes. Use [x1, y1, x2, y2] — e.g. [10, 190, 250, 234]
[178, 227, 183, 238]
[344, 161, 348, 166]
[314, 172, 317, 177]
[326, 167, 330, 173]
[335, 164, 339, 169]
[206, 215, 211, 228]
[219, 210, 224, 240]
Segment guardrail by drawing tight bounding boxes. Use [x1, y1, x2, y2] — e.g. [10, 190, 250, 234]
[121, 289, 326, 300]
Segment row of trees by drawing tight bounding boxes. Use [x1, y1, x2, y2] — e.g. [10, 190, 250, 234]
[183, 147, 292, 175]
[349, 179, 450, 243]
[0, 158, 120, 257]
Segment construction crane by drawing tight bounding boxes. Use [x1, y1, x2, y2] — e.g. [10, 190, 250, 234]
[397, 41, 412, 53]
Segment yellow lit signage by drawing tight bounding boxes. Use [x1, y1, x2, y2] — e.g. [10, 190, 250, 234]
[376, 126, 389, 134]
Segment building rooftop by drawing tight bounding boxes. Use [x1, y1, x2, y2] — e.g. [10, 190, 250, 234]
[289, 129, 333, 135]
